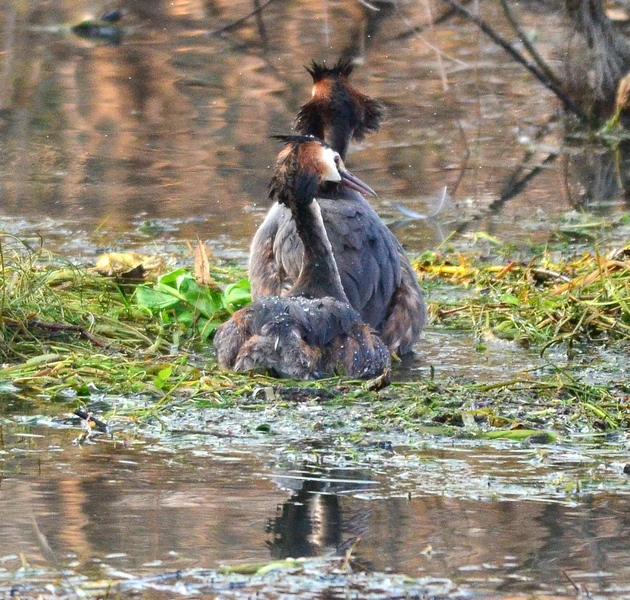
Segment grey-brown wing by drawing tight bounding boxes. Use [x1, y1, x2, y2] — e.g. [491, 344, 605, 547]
[318, 195, 402, 330]
[249, 203, 300, 298]
[249, 194, 408, 336]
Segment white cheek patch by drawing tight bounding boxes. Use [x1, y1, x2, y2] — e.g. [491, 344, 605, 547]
[321, 148, 342, 182]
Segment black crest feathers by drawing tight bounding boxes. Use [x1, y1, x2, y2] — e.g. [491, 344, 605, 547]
[305, 58, 354, 82]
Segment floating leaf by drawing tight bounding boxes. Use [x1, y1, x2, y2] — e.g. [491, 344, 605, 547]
[133, 267, 252, 342]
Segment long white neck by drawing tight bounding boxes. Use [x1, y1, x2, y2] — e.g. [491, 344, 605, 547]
[289, 199, 348, 302]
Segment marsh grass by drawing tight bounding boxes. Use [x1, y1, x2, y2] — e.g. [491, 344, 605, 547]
[378, 366, 629, 433]
[0, 234, 158, 360]
[1, 233, 629, 430]
[418, 245, 630, 350]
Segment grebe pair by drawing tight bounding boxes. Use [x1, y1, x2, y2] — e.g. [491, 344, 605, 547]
[250, 60, 426, 357]
[214, 60, 426, 379]
[214, 136, 390, 379]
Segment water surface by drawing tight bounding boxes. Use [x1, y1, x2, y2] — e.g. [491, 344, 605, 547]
[1, 422, 629, 598]
[1, 0, 628, 257]
[2, 2, 630, 598]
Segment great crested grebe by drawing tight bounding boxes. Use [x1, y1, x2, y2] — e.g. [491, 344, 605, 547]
[295, 59, 385, 161]
[249, 60, 426, 355]
[214, 136, 390, 380]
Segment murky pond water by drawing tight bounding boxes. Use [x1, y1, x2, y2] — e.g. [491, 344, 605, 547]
[1, 419, 629, 598]
[2, 0, 629, 255]
[2, 1, 630, 598]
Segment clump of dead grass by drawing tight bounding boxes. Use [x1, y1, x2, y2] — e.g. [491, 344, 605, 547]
[417, 245, 630, 350]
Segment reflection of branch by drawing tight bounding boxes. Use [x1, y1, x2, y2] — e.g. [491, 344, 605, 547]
[499, 151, 558, 203]
[451, 120, 471, 199]
[392, 0, 466, 65]
[253, 0, 269, 53]
[392, 1, 466, 41]
[454, 151, 558, 237]
[454, 116, 559, 236]
[497, 115, 559, 203]
[422, 0, 448, 91]
[439, 0, 588, 122]
[207, 0, 279, 36]
[498, 0, 561, 88]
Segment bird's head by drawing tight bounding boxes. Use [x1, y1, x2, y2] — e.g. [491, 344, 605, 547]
[268, 135, 376, 206]
[294, 59, 385, 160]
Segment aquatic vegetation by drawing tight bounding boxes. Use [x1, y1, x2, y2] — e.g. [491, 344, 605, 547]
[0, 556, 462, 600]
[418, 245, 630, 350]
[0, 235, 249, 360]
[0, 235, 150, 359]
[135, 267, 251, 342]
[1, 232, 629, 431]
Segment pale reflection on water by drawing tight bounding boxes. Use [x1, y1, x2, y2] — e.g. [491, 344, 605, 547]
[1, 425, 629, 598]
[1, 0, 628, 260]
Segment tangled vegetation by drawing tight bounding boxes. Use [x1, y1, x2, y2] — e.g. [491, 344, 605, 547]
[1, 232, 629, 433]
[418, 244, 630, 350]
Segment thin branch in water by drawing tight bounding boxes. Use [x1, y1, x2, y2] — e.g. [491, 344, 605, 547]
[207, 0, 279, 36]
[392, 0, 467, 66]
[422, 0, 449, 92]
[498, 0, 562, 88]
[439, 0, 589, 122]
[18, 319, 109, 347]
[74, 408, 109, 433]
[562, 568, 592, 599]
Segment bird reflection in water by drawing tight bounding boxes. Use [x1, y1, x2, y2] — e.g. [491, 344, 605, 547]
[266, 466, 374, 561]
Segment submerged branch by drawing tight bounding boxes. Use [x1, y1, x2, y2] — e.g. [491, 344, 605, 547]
[439, 0, 589, 122]
[3, 318, 108, 347]
[207, 0, 279, 36]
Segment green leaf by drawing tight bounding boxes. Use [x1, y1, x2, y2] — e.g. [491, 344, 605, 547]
[196, 291, 224, 319]
[133, 268, 251, 339]
[500, 293, 520, 306]
[153, 366, 173, 389]
[157, 268, 189, 287]
[176, 309, 195, 327]
[223, 278, 252, 310]
[134, 286, 181, 311]
[472, 231, 503, 246]
[480, 429, 556, 442]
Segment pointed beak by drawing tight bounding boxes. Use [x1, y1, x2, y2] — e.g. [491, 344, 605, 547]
[339, 168, 377, 197]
